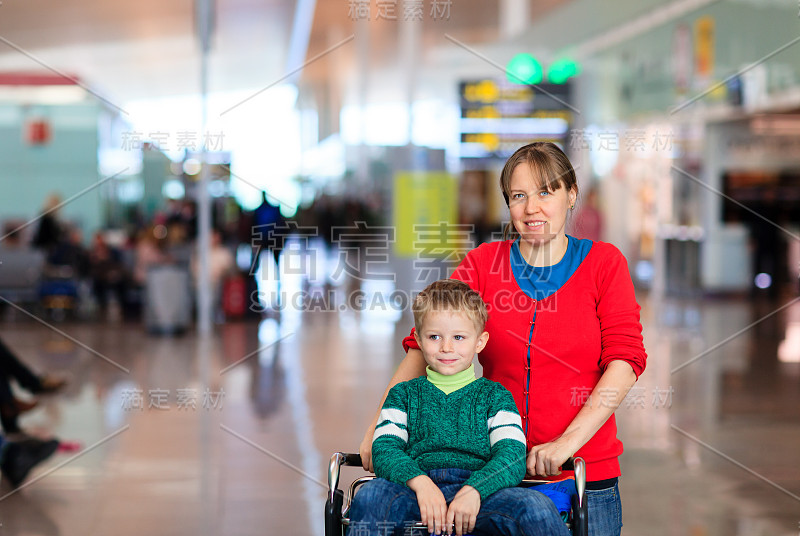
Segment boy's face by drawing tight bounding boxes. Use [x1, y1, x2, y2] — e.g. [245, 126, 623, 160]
[415, 310, 489, 376]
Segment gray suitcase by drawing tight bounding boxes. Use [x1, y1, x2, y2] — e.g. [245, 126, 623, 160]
[144, 265, 191, 335]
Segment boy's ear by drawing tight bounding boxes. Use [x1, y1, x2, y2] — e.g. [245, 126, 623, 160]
[475, 331, 489, 353]
[414, 330, 421, 347]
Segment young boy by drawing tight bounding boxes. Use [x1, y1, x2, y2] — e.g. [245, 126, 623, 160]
[348, 279, 568, 536]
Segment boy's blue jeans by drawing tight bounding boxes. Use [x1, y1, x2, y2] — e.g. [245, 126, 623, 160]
[347, 468, 570, 536]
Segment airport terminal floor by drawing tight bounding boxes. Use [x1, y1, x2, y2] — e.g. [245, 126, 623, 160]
[0, 264, 799, 536]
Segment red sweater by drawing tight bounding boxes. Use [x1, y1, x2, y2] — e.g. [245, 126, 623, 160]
[403, 240, 647, 481]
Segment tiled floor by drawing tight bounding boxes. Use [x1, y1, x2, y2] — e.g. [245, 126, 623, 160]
[0, 278, 798, 535]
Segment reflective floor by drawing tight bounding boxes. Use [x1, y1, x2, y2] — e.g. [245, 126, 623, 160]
[0, 272, 799, 535]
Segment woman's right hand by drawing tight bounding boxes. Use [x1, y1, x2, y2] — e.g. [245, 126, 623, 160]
[359, 430, 374, 472]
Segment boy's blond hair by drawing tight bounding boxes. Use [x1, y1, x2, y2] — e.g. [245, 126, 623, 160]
[412, 279, 488, 333]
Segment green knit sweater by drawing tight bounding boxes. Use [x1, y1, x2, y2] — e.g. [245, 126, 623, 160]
[372, 376, 526, 500]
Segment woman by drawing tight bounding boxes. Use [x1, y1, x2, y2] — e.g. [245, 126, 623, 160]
[360, 142, 647, 536]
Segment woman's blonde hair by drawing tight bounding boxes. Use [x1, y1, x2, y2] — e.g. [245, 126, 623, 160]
[499, 142, 578, 240]
[413, 279, 488, 333]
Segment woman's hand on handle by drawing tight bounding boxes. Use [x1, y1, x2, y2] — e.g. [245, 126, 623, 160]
[359, 430, 374, 472]
[527, 360, 638, 477]
[527, 436, 576, 477]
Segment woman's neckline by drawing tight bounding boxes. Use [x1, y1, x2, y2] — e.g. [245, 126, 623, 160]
[516, 235, 570, 268]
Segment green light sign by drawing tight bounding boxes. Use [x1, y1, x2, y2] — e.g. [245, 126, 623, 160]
[547, 58, 580, 84]
[506, 54, 543, 85]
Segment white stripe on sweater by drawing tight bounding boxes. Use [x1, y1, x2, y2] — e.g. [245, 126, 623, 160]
[373, 423, 409, 443]
[378, 408, 408, 427]
[487, 410, 521, 430]
[489, 426, 526, 447]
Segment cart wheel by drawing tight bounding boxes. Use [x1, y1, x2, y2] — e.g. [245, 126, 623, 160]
[324, 488, 344, 536]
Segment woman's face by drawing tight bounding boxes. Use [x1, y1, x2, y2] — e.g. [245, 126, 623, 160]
[508, 164, 576, 250]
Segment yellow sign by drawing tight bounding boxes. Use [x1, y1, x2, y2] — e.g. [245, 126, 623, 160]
[463, 80, 500, 103]
[394, 171, 458, 257]
[694, 16, 714, 79]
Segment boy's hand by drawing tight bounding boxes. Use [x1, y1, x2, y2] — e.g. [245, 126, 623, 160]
[446, 485, 480, 536]
[407, 475, 447, 535]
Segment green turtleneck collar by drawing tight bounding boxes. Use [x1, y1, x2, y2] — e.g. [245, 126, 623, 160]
[426, 364, 477, 394]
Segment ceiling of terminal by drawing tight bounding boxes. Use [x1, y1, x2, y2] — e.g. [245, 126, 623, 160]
[0, 0, 293, 104]
[0, 0, 567, 106]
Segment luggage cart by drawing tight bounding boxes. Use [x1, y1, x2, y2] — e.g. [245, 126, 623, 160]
[325, 452, 587, 536]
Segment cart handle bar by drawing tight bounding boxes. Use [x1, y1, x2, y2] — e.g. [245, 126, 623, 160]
[329, 452, 586, 508]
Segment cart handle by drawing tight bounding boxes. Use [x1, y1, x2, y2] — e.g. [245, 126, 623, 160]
[328, 452, 586, 506]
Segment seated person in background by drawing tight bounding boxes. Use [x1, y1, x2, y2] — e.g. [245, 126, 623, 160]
[0, 224, 25, 249]
[48, 225, 90, 280]
[0, 337, 67, 434]
[89, 232, 128, 313]
[0, 434, 59, 488]
[347, 279, 569, 536]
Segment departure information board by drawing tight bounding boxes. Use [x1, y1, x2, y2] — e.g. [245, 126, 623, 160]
[459, 80, 573, 160]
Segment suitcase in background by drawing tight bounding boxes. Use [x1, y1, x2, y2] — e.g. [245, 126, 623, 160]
[222, 274, 247, 318]
[145, 265, 191, 335]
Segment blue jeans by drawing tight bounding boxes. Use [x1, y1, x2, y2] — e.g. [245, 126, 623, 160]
[347, 468, 570, 536]
[586, 482, 622, 536]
